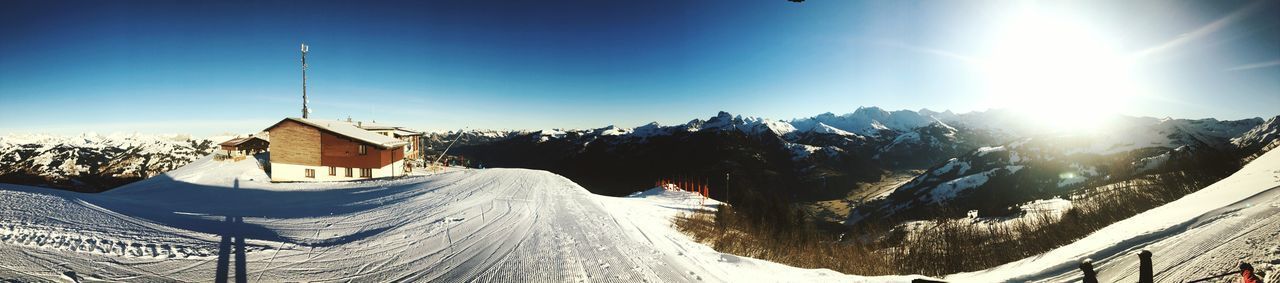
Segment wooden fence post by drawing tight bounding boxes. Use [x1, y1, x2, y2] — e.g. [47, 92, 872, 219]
[1079, 259, 1098, 283]
[1138, 250, 1153, 283]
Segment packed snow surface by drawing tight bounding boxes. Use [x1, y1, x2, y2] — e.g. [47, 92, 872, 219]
[0, 156, 917, 282]
[947, 148, 1280, 282]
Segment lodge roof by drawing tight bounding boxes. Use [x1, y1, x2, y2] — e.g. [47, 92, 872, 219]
[265, 118, 408, 149]
[354, 121, 423, 137]
[219, 135, 268, 147]
[354, 121, 398, 130]
[392, 129, 424, 137]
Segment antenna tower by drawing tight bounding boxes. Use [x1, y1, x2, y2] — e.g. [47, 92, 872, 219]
[301, 43, 311, 118]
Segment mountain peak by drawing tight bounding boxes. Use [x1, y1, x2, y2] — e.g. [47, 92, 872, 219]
[811, 122, 857, 136]
[853, 106, 890, 117]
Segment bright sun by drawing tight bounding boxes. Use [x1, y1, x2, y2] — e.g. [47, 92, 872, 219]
[981, 10, 1141, 132]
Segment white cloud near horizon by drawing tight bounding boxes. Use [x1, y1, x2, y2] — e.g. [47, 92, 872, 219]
[1224, 59, 1280, 72]
[0, 118, 277, 138]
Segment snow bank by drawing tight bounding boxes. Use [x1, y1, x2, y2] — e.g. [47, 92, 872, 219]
[599, 188, 924, 282]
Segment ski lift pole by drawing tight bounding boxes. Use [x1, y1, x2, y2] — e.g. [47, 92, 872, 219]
[725, 172, 730, 205]
[434, 129, 466, 167]
[701, 178, 706, 206]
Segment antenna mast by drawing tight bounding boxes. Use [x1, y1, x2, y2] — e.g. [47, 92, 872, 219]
[301, 43, 310, 118]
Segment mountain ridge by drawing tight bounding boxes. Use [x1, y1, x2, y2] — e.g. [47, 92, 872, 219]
[426, 108, 1278, 227]
[0, 133, 216, 192]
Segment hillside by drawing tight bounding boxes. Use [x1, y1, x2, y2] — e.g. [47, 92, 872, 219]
[948, 144, 1280, 282]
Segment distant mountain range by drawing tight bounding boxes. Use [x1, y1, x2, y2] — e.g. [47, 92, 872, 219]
[425, 107, 1280, 225]
[2, 108, 1276, 227]
[0, 133, 215, 192]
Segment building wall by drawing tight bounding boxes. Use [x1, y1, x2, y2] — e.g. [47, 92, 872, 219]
[319, 132, 403, 168]
[268, 120, 321, 166]
[270, 160, 404, 182]
[399, 136, 421, 161]
[390, 145, 405, 163]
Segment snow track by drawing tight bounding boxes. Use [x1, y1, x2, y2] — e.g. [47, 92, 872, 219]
[1, 157, 905, 282]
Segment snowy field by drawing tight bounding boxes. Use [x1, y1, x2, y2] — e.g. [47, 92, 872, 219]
[0, 156, 917, 282]
[3, 150, 1278, 282]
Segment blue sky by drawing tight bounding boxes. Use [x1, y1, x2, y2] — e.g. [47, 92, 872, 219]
[1, 1, 1277, 136]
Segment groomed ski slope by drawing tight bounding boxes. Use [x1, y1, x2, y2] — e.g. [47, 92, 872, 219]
[947, 148, 1280, 282]
[0, 156, 919, 282]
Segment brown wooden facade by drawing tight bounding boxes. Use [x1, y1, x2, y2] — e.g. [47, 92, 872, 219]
[320, 130, 404, 168]
[267, 119, 403, 169]
[269, 119, 322, 166]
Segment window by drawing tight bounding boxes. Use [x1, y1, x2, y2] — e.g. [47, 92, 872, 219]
[358, 144, 368, 155]
[345, 167, 353, 177]
[305, 169, 315, 178]
[360, 168, 372, 178]
[328, 166, 336, 176]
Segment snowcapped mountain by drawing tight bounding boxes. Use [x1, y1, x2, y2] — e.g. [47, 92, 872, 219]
[791, 107, 941, 137]
[1233, 116, 1280, 162]
[0, 133, 216, 192]
[429, 109, 1277, 227]
[872, 120, 1001, 169]
[434, 109, 1272, 172]
[693, 111, 799, 136]
[850, 115, 1279, 223]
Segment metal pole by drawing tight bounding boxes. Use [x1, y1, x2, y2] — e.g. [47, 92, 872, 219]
[301, 43, 310, 118]
[434, 129, 466, 166]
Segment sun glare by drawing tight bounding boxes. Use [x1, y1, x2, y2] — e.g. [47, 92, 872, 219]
[982, 10, 1140, 133]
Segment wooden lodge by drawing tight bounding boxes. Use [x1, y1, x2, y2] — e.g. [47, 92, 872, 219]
[219, 135, 269, 157]
[264, 117, 412, 182]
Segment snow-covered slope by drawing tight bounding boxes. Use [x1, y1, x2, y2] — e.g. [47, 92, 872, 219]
[0, 156, 918, 282]
[600, 188, 927, 282]
[946, 148, 1280, 282]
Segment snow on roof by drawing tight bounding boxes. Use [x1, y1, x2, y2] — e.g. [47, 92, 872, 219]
[342, 120, 423, 136]
[392, 129, 423, 137]
[218, 136, 267, 147]
[267, 118, 407, 149]
[352, 121, 397, 130]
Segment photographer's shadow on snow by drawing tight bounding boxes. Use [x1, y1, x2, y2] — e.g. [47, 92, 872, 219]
[213, 178, 247, 283]
[82, 174, 433, 248]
